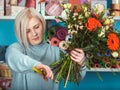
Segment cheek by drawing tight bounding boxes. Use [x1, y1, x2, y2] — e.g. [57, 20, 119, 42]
[27, 33, 32, 42]
[38, 27, 44, 36]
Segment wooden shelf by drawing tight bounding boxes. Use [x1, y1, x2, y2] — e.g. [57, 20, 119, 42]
[0, 0, 40, 20]
[87, 68, 120, 72]
[0, 16, 56, 20]
[0, 16, 16, 20]
[44, 16, 56, 20]
[114, 16, 120, 20]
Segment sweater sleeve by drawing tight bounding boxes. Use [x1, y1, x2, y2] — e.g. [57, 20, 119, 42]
[80, 66, 87, 79]
[5, 44, 41, 73]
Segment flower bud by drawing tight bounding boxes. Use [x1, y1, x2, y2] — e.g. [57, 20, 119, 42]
[79, 26, 84, 29]
[105, 25, 109, 30]
[111, 12, 115, 16]
[66, 3, 71, 9]
[78, 15, 83, 19]
[84, 7, 87, 12]
[110, 19, 114, 23]
[85, 12, 90, 17]
[74, 18, 76, 20]
[104, 19, 110, 25]
[98, 28, 105, 37]
[68, 25, 71, 29]
[74, 13, 78, 16]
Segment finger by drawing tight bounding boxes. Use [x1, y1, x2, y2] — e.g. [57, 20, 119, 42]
[70, 56, 77, 61]
[77, 56, 86, 66]
[71, 51, 84, 60]
[43, 76, 48, 82]
[71, 49, 85, 57]
[47, 69, 53, 80]
[49, 72, 54, 80]
[45, 66, 53, 79]
[49, 71, 54, 80]
[70, 54, 85, 64]
[74, 48, 85, 55]
[71, 50, 80, 57]
[74, 48, 84, 54]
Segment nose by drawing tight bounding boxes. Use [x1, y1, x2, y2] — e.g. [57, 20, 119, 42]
[31, 29, 37, 36]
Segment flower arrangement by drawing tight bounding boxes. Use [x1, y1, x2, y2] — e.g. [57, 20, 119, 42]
[47, 2, 120, 88]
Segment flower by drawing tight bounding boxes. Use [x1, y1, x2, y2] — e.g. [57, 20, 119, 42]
[59, 40, 69, 50]
[56, 27, 68, 40]
[107, 33, 120, 51]
[49, 2, 120, 88]
[51, 37, 60, 46]
[112, 51, 119, 58]
[86, 17, 102, 31]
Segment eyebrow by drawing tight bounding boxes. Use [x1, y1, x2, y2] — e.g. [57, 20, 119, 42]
[26, 23, 40, 30]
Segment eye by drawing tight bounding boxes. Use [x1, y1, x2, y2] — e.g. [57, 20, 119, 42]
[35, 25, 40, 29]
[26, 29, 30, 33]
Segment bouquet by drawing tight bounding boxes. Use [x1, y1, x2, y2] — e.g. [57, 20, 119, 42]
[47, 2, 120, 88]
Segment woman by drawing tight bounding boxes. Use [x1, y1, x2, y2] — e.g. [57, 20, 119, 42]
[5, 8, 86, 90]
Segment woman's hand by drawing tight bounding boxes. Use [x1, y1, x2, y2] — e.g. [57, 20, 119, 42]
[35, 64, 54, 81]
[70, 48, 85, 67]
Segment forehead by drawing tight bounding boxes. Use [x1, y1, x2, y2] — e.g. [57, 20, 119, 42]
[27, 17, 42, 28]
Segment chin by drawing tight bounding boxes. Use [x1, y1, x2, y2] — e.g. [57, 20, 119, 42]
[32, 41, 42, 45]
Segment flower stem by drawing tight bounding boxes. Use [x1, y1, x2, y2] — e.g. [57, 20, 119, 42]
[64, 60, 72, 88]
[96, 71, 103, 81]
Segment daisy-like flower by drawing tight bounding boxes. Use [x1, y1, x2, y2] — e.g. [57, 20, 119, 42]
[107, 33, 120, 51]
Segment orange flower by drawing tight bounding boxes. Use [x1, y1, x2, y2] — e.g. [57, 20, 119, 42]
[86, 17, 102, 31]
[107, 33, 120, 51]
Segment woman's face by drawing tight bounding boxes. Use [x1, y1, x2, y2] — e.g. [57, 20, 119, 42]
[26, 17, 44, 45]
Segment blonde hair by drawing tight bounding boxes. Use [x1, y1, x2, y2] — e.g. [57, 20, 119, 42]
[14, 8, 46, 48]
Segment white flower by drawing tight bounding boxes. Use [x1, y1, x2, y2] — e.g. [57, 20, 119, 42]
[73, 18, 76, 21]
[98, 28, 105, 37]
[68, 25, 71, 29]
[78, 15, 83, 19]
[79, 25, 84, 29]
[74, 13, 78, 16]
[61, 10, 67, 19]
[110, 18, 114, 23]
[63, 3, 71, 9]
[85, 12, 90, 18]
[94, 3, 105, 13]
[71, 30, 77, 35]
[112, 51, 119, 58]
[84, 7, 87, 12]
[65, 34, 73, 44]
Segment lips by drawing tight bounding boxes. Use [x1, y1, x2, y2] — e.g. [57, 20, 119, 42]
[33, 36, 39, 40]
